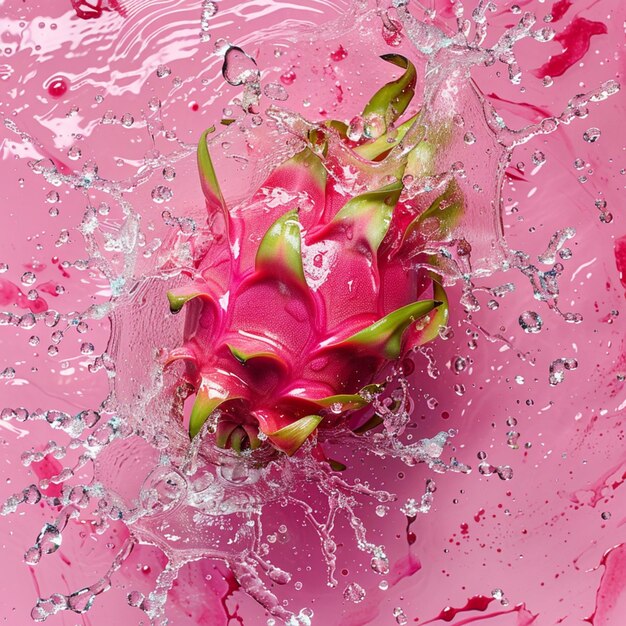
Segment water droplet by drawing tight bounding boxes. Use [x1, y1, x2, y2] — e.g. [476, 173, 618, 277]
[67, 146, 81, 161]
[453, 356, 467, 374]
[222, 46, 259, 87]
[370, 552, 389, 575]
[121, 113, 134, 127]
[162, 166, 176, 181]
[263, 82, 288, 101]
[393, 607, 408, 625]
[463, 131, 476, 145]
[127, 590, 145, 608]
[583, 127, 600, 143]
[21, 272, 36, 286]
[0, 367, 16, 379]
[531, 150, 545, 165]
[151, 185, 173, 204]
[156, 65, 171, 78]
[519, 310, 542, 333]
[343, 582, 366, 603]
[101, 110, 116, 125]
[497, 465, 514, 480]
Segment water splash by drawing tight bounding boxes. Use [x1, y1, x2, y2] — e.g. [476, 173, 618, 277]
[0, 0, 621, 624]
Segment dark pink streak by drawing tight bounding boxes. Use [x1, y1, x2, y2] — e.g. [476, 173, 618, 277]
[486, 92, 552, 123]
[532, 17, 608, 78]
[422, 601, 538, 626]
[420, 596, 494, 624]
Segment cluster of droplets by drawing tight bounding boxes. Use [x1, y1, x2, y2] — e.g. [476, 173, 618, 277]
[476, 451, 514, 481]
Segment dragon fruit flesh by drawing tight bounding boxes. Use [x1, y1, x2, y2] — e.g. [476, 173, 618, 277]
[165, 55, 463, 459]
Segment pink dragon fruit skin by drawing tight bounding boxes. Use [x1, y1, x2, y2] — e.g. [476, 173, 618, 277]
[165, 55, 457, 458]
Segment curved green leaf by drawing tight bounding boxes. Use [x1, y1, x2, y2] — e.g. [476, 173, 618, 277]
[331, 182, 403, 251]
[362, 55, 417, 137]
[354, 113, 419, 161]
[167, 286, 207, 313]
[255, 210, 306, 286]
[409, 279, 449, 348]
[197, 127, 226, 211]
[402, 180, 463, 247]
[189, 381, 239, 438]
[267, 414, 323, 456]
[332, 299, 442, 359]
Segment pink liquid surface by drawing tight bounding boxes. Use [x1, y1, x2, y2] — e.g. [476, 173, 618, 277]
[0, 1, 625, 625]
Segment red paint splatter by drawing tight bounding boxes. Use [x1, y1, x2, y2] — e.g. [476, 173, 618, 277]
[550, 0, 572, 22]
[0, 278, 48, 313]
[280, 69, 296, 86]
[569, 457, 626, 508]
[52, 256, 71, 278]
[31, 454, 64, 498]
[71, 0, 127, 20]
[614, 235, 626, 290]
[584, 544, 626, 625]
[389, 550, 421, 585]
[330, 45, 348, 62]
[47, 77, 68, 98]
[532, 17, 608, 79]
[505, 167, 528, 182]
[38, 281, 60, 297]
[406, 515, 417, 545]
[487, 92, 552, 122]
[382, 17, 404, 47]
[421, 596, 494, 623]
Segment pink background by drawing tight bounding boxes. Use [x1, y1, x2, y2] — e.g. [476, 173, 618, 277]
[0, 0, 625, 624]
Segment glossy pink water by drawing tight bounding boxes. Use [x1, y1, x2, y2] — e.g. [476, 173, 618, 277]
[0, 1, 625, 625]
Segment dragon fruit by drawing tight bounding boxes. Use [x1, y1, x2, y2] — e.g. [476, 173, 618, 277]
[165, 55, 461, 459]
